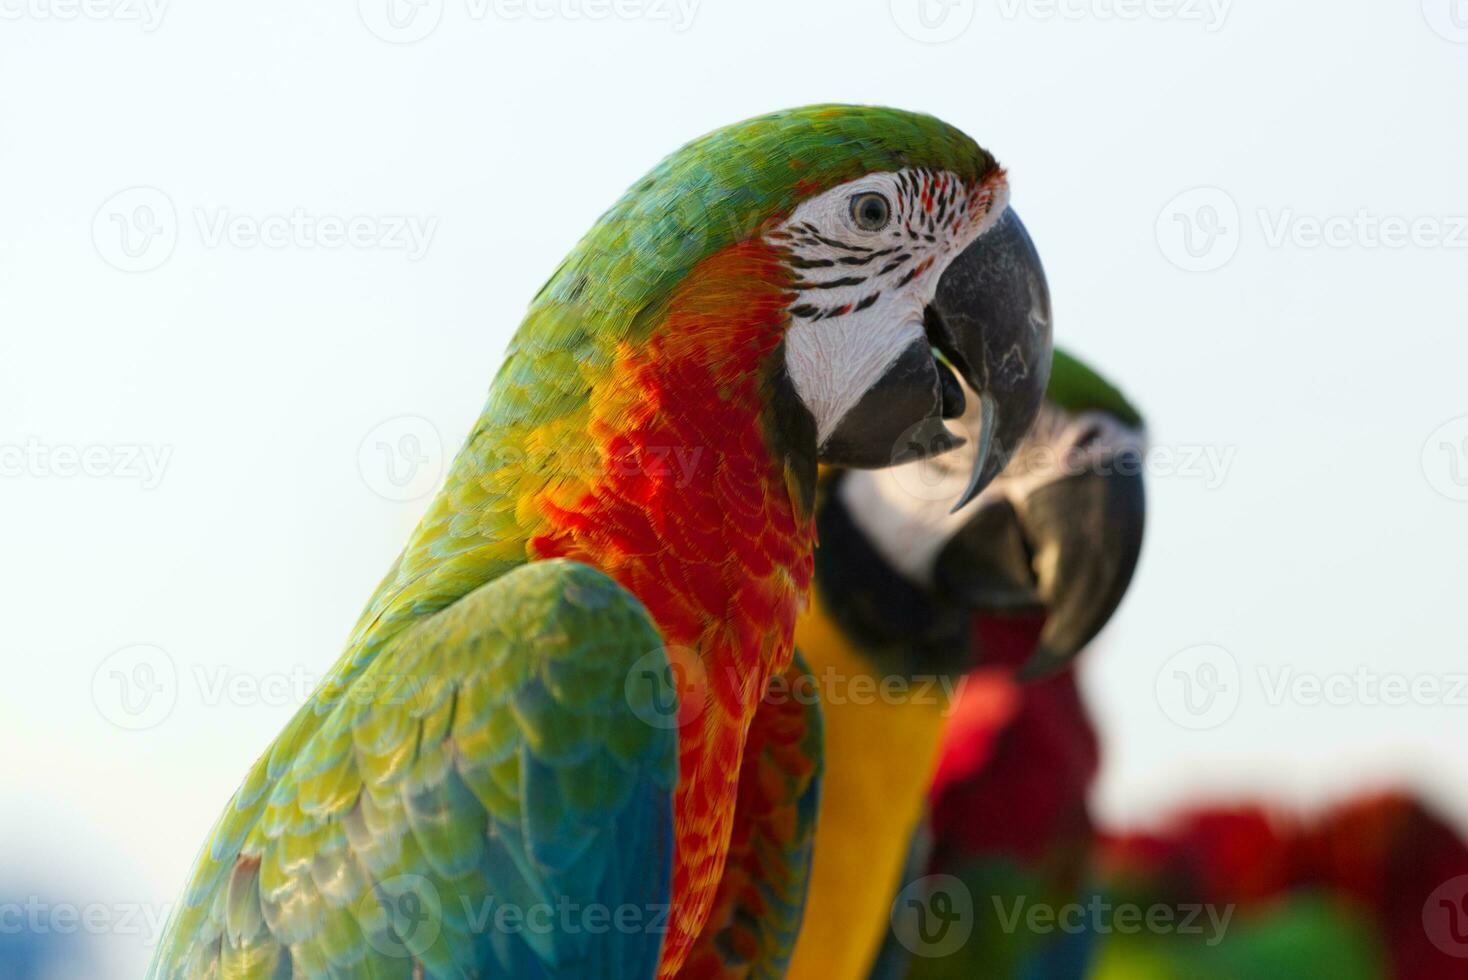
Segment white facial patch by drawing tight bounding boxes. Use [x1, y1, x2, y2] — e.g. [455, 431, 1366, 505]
[770, 168, 1008, 445]
[840, 394, 1147, 585]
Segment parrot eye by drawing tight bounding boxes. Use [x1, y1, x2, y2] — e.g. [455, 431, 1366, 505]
[849, 192, 891, 232]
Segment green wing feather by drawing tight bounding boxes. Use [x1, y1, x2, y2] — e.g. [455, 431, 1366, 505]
[150, 559, 678, 980]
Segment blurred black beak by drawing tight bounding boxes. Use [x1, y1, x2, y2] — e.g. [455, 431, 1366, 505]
[821, 209, 1053, 507]
[932, 448, 1146, 680]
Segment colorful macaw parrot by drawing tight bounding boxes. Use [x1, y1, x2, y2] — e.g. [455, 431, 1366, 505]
[147, 105, 1054, 979]
[786, 350, 1146, 980]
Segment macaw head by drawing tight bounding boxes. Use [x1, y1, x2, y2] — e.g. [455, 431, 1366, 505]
[536, 104, 1051, 507]
[836, 349, 1146, 679]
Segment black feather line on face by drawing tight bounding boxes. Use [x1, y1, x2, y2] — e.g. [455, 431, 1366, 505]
[795, 275, 870, 291]
[787, 288, 883, 323]
[878, 254, 911, 276]
[809, 232, 875, 254]
[838, 247, 901, 267]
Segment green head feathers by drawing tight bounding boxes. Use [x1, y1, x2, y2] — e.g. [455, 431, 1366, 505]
[1047, 348, 1144, 429]
[532, 104, 999, 327]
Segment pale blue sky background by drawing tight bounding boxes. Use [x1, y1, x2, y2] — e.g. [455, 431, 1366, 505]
[3, 0, 1467, 973]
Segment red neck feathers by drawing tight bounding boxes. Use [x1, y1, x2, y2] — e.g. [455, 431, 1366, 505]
[524, 238, 817, 973]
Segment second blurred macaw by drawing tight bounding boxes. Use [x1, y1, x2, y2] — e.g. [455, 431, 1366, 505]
[786, 349, 1146, 980]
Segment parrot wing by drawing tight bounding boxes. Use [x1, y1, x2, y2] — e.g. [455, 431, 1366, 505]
[149, 558, 679, 980]
[678, 653, 824, 980]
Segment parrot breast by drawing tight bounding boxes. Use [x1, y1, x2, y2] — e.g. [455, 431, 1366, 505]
[524, 238, 817, 974]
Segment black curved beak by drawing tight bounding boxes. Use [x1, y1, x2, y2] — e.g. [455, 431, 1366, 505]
[933, 449, 1146, 680]
[820, 209, 1053, 503]
[927, 208, 1054, 511]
